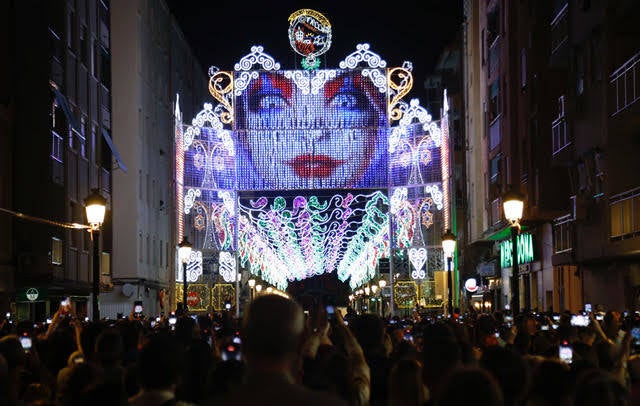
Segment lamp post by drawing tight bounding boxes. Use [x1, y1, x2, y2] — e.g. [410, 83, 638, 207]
[178, 237, 192, 312]
[85, 189, 106, 322]
[378, 279, 387, 317]
[371, 284, 379, 314]
[255, 284, 263, 295]
[441, 229, 456, 317]
[248, 278, 256, 301]
[503, 189, 524, 316]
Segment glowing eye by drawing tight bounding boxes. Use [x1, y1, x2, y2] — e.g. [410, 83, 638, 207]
[258, 95, 287, 111]
[329, 93, 359, 110]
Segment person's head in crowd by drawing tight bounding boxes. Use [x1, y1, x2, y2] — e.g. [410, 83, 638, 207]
[175, 315, 198, 347]
[421, 323, 461, 393]
[137, 333, 184, 392]
[79, 382, 127, 406]
[573, 368, 629, 406]
[388, 359, 426, 406]
[95, 329, 124, 368]
[349, 313, 387, 359]
[603, 311, 622, 340]
[481, 346, 529, 406]
[0, 335, 26, 372]
[176, 338, 214, 404]
[80, 322, 103, 361]
[434, 367, 503, 406]
[57, 361, 101, 406]
[205, 360, 245, 399]
[241, 294, 305, 374]
[527, 359, 571, 406]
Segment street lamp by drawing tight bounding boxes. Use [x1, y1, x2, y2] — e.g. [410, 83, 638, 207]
[178, 237, 192, 312]
[378, 279, 387, 317]
[248, 278, 256, 301]
[503, 189, 524, 316]
[441, 229, 456, 317]
[85, 189, 107, 322]
[255, 284, 263, 295]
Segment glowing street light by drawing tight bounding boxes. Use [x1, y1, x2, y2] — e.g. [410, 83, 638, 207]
[503, 189, 524, 315]
[178, 237, 192, 311]
[441, 229, 456, 317]
[85, 189, 106, 321]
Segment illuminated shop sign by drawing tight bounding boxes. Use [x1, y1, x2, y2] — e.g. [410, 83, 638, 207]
[500, 233, 534, 268]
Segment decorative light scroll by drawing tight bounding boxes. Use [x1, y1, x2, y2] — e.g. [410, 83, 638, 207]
[184, 188, 201, 214]
[238, 191, 389, 289]
[234, 45, 281, 96]
[409, 247, 427, 279]
[387, 62, 414, 123]
[208, 69, 234, 124]
[339, 43, 387, 69]
[283, 70, 338, 95]
[219, 251, 237, 282]
[176, 250, 203, 282]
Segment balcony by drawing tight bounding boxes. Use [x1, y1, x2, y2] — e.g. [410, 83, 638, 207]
[551, 116, 570, 155]
[610, 50, 640, 117]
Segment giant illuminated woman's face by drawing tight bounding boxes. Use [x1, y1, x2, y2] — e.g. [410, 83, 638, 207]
[237, 71, 386, 189]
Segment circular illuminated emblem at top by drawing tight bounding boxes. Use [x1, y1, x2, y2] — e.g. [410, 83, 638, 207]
[464, 278, 478, 293]
[288, 9, 332, 69]
[26, 288, 39, 301]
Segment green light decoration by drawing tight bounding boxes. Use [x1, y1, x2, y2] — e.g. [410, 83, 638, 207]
[238, 191, 389, 289]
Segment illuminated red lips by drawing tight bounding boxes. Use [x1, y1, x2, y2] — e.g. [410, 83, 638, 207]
[286, 154, 345, 178]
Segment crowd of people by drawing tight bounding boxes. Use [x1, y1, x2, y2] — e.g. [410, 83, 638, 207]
[0, 296, 639, 405]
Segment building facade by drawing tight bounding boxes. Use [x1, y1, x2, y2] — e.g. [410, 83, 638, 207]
[462, 0, 640, 313]
[107, 0, 206, 318]
[1, 0, 115, 320]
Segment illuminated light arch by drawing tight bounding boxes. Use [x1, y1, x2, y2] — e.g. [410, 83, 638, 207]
[174, 10, 453, 292]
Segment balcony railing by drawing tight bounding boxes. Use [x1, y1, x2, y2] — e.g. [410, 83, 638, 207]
[51, 130, 63, 162]
[610, 186, 640, 239]
[552, 116, 570, 155]
[553, 213, 574, 253]
[550, 3, 568, 55]
[610, 50, 640, 116]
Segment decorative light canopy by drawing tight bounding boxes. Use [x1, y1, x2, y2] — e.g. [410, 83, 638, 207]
[84, 188, 107, 229]
[173, 10, 452, 294]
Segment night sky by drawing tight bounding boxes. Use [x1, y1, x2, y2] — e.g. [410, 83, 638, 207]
[167, 0, 463, 100]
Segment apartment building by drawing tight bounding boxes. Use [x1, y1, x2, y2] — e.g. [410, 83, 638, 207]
[107, 0, 206, 317]
[0, 0, 116, 319]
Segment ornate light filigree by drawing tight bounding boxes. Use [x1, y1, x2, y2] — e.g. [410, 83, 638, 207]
[387, 62, 414, 123]
[208, 69, 234, 124]
[409, 247, 427, 279]
[424, 184, 444, 210]
[184, 188, 201, 214]
[362, 68, 387, 93]
[234, 45, 280, 71]
[219, 251, 237, 283]
[339, 43, 387, 69]
[176, 250, 203, 282]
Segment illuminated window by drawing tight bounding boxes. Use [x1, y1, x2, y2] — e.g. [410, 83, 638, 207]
[51, 237, 63, 265]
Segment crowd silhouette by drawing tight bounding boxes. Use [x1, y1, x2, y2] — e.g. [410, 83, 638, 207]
[1, 296, 639, 405]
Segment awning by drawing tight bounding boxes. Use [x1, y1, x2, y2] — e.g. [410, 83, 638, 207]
[52, 87, 82, 136]
[102, 128, 127, 173]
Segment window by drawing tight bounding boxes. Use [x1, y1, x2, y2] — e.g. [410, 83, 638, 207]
[51, 237, 63, 265]
[51, 130, 63, 162]
[79, 117, 87, 158]
[489, 80, 500, 121]
[490, 154, 501, 184]
[101, 252, 111, 276]
[79, 24, 88, 65]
